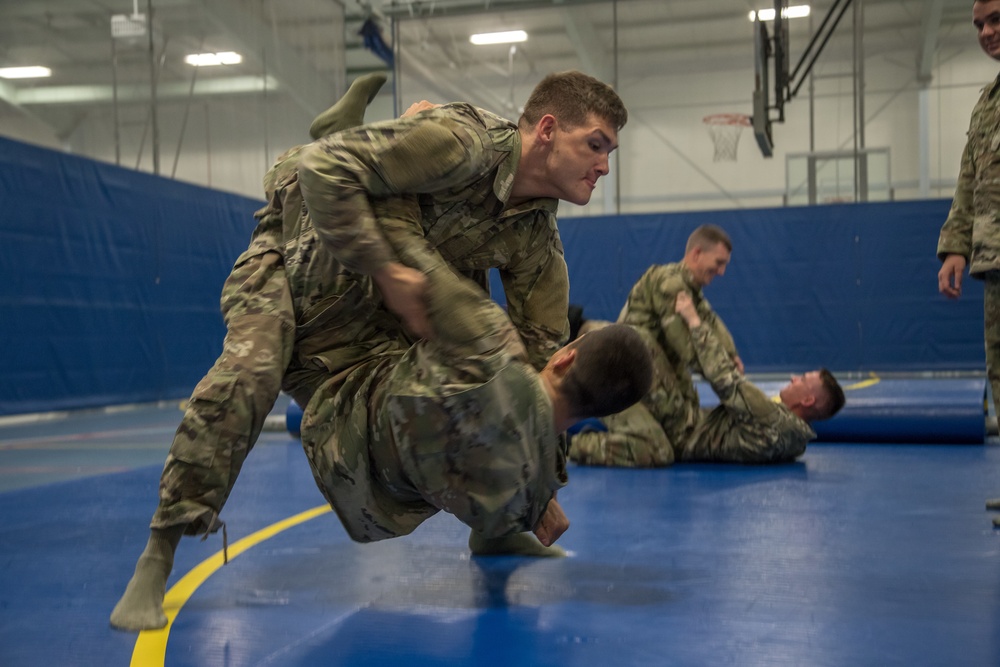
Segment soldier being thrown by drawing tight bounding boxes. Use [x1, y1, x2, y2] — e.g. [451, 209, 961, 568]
[111, 70, 632, 631]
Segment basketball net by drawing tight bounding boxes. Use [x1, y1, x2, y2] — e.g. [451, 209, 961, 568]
[703, 113, 751, 162]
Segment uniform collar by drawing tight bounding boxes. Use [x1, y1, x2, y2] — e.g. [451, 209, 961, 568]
[489, 125, 559, 216]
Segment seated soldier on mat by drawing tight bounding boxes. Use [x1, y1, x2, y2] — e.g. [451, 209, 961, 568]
[571, 291, 844, 466]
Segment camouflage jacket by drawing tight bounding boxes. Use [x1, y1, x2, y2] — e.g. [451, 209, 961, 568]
[293, 102, 570, 369]
[938, 73, 1000, 276]
[618, 262, 737, 423]
[300, 261, 567, 543]
[619, 263, 737, 370]
[681, 323, 815, 463]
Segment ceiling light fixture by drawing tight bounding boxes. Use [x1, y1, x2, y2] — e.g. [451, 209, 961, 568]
[0, 66, 52, 79]
[184, 52, 243, 67]
[749, 5, 811, 21]
[470, 30, 528, 46]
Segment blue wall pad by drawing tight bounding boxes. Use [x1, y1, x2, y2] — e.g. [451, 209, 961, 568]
[698, 377, 987, 444]
[0, 137, 261, 416]
[3, 135, 986, 417]
[494, 201, 985, 373]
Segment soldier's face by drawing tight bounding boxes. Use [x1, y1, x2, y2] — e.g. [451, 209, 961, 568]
[687, 243, 731, 287]
[779, 371, 823, 407]
[547, 114, 619, 206]
[974, 0, 1000, 61]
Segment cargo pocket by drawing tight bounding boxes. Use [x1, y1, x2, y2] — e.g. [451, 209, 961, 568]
[172, 371, 242, 469]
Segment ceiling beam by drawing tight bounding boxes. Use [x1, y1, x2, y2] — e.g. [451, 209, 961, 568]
[557, 8, 609, 81]
[917, 0, 945, 83]
[13, 75, 280, 105]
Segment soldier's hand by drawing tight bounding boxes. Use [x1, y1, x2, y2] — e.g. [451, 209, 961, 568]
[373, 262, 433, 339]
[674, 291, 701, 327]
[732, 355, 745, 375]
[401, 100, 441, 118]
[938, 254, 967, 299]
[533, 497, 569, 546]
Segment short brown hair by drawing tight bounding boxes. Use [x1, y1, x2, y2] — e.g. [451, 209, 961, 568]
[810, 368, 846, 421]
[560, 324, 651, 418]
[685, 224, 732, 254]
[519, 70, 628, 132]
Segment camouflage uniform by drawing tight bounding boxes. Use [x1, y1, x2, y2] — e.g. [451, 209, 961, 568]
[152, 103, 570, 535]
[300, 250, 566, 542]
[569, 300, 813, 467]
[938, 73, 1000, 419]
[680, 321, 815, 464]
[569, 262, 737, 467]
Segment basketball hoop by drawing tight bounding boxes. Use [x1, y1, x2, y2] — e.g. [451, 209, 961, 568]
[702, 113, 751, 162]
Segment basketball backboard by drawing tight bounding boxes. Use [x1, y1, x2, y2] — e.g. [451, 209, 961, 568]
[751, 0, 791, 158]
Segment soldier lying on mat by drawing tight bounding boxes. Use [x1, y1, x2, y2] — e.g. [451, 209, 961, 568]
[570, 291, 844, 467]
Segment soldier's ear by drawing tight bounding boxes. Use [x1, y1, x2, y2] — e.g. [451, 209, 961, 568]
[550, 347, 577, 375]
[536, 114, 557, 145]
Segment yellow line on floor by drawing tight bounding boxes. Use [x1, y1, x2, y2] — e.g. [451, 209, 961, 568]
[844, 374, 880, 391]
[130, 504, 332, 667]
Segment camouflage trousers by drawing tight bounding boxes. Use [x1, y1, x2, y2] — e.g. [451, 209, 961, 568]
[569, 326, 697, 468]
[152, 250, 295, 534]
[985, 272, 1000, 419]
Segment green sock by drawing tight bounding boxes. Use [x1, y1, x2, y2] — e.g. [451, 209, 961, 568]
[109, 526, 184, 632]
[309, 72, 388, 139]
[468, 530, 567, 558]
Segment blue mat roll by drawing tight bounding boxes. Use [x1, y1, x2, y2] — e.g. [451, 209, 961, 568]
[700, 377, 986, 444]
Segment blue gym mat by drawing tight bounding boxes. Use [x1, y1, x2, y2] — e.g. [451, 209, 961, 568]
[288, 377, 989, 445]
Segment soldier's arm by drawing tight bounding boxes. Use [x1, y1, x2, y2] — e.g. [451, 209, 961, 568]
[496, 214, 571, 370]
[937, 129, 975, 262]
[676, 293, 779, 424]
[651, 276, 691, 360]
[298, 112, 492, 277]
[700, 302, 742, 373]
[375, 197, 527, 362]
[937, 132, 976, 298]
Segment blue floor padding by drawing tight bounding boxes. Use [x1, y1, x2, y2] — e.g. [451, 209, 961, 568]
[698, 377, 987, 444]
[292, 378, 989, 445]
[2, 430, 999, 666]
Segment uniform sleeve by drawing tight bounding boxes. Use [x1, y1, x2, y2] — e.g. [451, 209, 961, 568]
[373, 197, 528, 367]
[298, 114, 493, 275]
[701, 299, 739, 361]
[648, 277, 690, 362]
[497, 214, 570, 370]
[688, 323, 780, 425]
[938, 120, 976, 260]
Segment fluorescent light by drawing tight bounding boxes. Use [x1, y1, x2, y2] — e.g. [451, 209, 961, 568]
[184, 51, 243, 67]
[0, 66, 52, 79]
[749, 5, 811, 21]
[470, 30, 528, 46]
